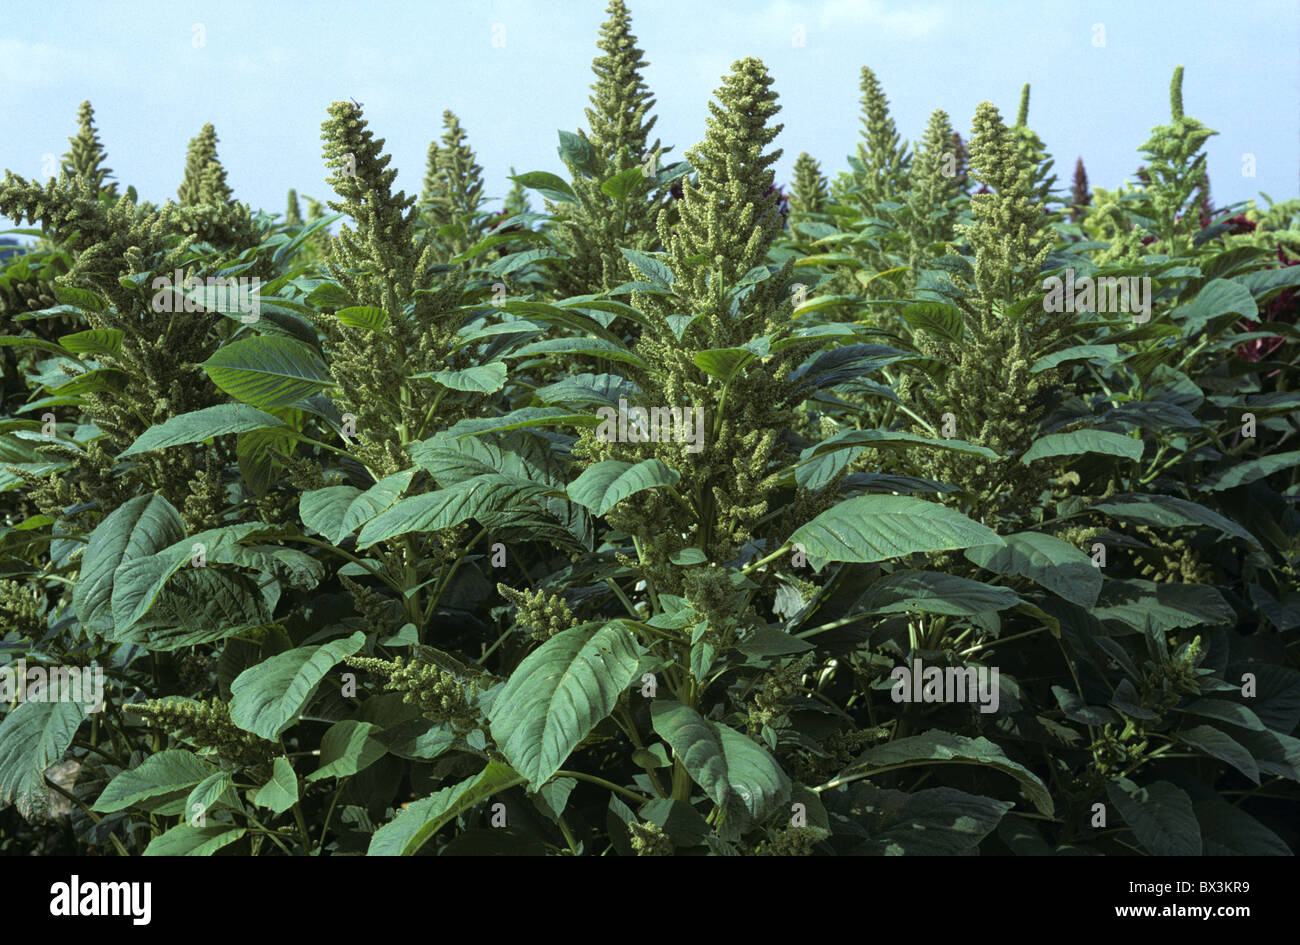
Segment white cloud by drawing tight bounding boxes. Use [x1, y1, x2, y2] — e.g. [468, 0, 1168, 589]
[0, 38, 128, 87]
[757, 0, 947, 38]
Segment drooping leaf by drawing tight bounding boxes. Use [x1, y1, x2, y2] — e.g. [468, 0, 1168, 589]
[251, 757, 299, 815]
[862, 570, 1021, 615]
[143, 824, 246, 856]
[0, 698, 86, 809]
[119, 404, 288, 456]
[73, 494, 185, 633]
[1090, 493, 1260, 547]
[790, 495, 1004, 566]
[201, 335, 332, 408]
[368, 761, 525, 856]
[229, 632, 367, 740]
[1106, 779, 1201, 856]
[651, 701, 791, 829]
[1021, 429, 1143, 465]
[93, 749, 218, 813]
[566, 459, 680, 517]
[488, 622, 643, 788]
[965, 531, 1103, 609]
[836, 730, 1053, 816]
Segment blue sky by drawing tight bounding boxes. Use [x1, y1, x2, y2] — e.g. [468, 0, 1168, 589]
[2, 0, 1297, 233]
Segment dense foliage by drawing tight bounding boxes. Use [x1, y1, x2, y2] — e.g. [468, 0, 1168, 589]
[2, 1, 1297, 856]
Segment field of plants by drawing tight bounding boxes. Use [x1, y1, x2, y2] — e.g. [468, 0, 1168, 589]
[1, 0, 1297, 857]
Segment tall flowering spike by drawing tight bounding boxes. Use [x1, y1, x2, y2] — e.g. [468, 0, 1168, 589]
[419, 110, 488, 258]
[658, 56, 785, 342]
[963, 100, 1052, 309]
[850, 66, 910, 209]
[550, 0, 671, 294]
[1197, 169, 1213, 222]
[1136, 66, 1217, 252]
[949, 131, 969, 193]
[320, 100, 424, 312]
[61, 101, 117, 199]
[907, 108, 961, 247]
[579, 57, 821, 597]
[583, 0, 663, 175]
[177, 123, 233, 207]
[788, 151, 829, 229]
[1070, 157, 1090, 222]
[1008, 82, 1056, 206]
[285, 188, 303, 226]
[502, 166, 530, 217]
[318, 101, 465, 477]
[420, 139, 441, 210]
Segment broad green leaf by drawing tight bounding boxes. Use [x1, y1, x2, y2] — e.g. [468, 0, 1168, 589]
[300, 485, 363, 544]
[1030, 344, 1121, 373]
[251, 757, 299, 814]
[619, 248, 674, 288]
[1194, 796, 1292, 855]
[1176, 699, 1266, 732]
[119, 404, 288, 456]
[52, 284, 106, 312]
[1172, 278, 1256, 333]
[1177, 725, 1259, 783]
[108, 523, 268, 634]
[488, 622, 643, 788]
[566, 459, 680, 516]
[306, 720, 387, 782]
[601, 167, 644, 201]
[335, 305, 387, 332]
[0, 698, 86, 809]
[109, 568, 273, 650]
[556, 130, 600, 176]
[0, 335, 71, 357]
[186, 770, 241, 816]
[1094, 580, 1234, 632]
[1090, 494, 1260, 546]
[651, 701, 791, 828]
[836, 729, 1053, 816]
[693, 347, 755, 381]
[368, 761, 526, 856]
[1021, 429, 1143, 465]
[446, 406, 603, 436]
[93, 749, 218, 813]
[790, 495, 1004, 566]
[339, 468, 416, 540]
[421, 362, 508, 394]
[143, 824, 246, 856]
[1106, 779, 1200, 856]
[511, 171, 577, 204]
[58, 328, 123, 357]
[229, 632, 367, 740]
[862, 570, 1020, 615]
[900, 302, 963, 343]
[356, 475, 553, 549]
[965, 531, 1103, 609]
[73, 494, 185, 632]
[201, 335, 332, 408]
[1205, 450, 1300, 491]
[843, 783, 1013, 856]
[508, 336, 646, 368]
